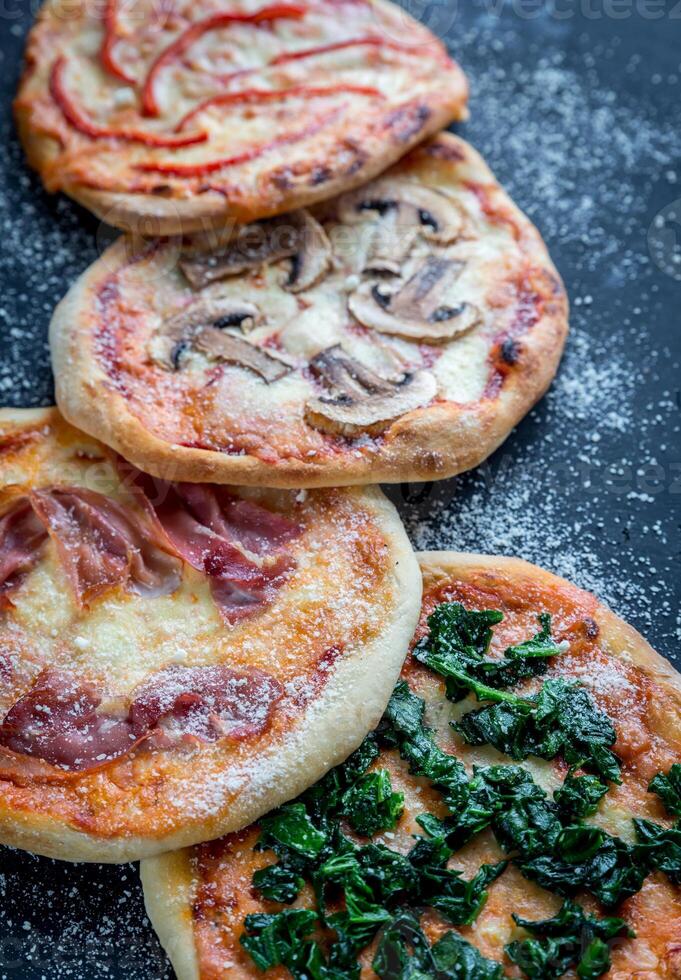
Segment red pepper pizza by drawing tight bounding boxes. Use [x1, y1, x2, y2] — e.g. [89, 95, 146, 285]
[15, 0, 468, 233]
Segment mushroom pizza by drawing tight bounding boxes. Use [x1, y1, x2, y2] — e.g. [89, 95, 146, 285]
[50, 134, 569, 488]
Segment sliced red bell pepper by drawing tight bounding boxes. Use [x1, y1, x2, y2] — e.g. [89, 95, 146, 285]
[100, 0, 137, 84]
[270, 35, 422, 65]
[50, 56, 208, 148]
[176, 82, 383, 131]
[141, 3, 308, 117]
[136, 105, 339, 176]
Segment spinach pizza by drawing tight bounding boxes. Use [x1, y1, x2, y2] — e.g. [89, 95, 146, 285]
[142, 552, 681, 978]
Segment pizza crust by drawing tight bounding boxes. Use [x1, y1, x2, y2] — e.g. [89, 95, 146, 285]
[0, 408, 422, 862]
[140, 551, 681, 979]
[50, 134, 569, 489]
[15, 0, 468, 234]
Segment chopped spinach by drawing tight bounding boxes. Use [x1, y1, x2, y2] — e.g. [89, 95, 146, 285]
[454, 678, 621, 783]
[649, 763, 681, 817]
[505, 899, 632, 979]
[256, 803, 327, 862]
[252, 863, 306, 904]
[380, 682, 641, 907]
[634, 818, 681, 884]
[240, 910, 328, 976]
[553, 774, 609, 819]
[413, 604, 563, 703]
[372, 909, 504, 979]
[379, 681, 471, 814]
[341, 770, 404, 837]
[240, 601, 652, 977]
[519, 826, 647, 907]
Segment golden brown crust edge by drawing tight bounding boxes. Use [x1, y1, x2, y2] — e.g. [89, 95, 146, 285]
[57, 97, 466, 236]
[140, 852, 201, 980]
[141, 551, 681, 980]
[51, 133, 569, 489]
[15, 0, 468, 234]
[0, 413, 423, 862]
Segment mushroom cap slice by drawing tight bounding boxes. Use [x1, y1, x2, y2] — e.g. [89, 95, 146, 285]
[283, 211, 334, 293]
[337, 179, 464, 248]
[348, 256, 482, 343]
[179, 210, 332, 294]
[362, 207, 420, 276]
[193, 328, 291, 383]
[305, 345, 437, 437]
[151, 296, 264, 370]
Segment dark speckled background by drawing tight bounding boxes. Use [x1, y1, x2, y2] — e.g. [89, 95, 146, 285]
[0, 1, 680, 976]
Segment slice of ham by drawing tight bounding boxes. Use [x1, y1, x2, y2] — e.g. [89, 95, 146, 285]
[130, 664, 283, 742]
[174, 483, 300, 556]
[0, 664, 282, 772]
[0, 669, 140, 771]
[0, 500, 48, 609]
[28, 487, 182, 606]
[120, 463, 302, 624]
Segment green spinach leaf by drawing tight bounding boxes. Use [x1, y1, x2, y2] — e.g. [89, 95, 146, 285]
[505, 899, 632, 979]
[454, 678, 621, 783]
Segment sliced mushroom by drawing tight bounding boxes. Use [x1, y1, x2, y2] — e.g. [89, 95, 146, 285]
[362, 206, 421, 275]
[305, 345, 437, 436]
[150, 296, 290, 382]
[338, 179, 464, 262]
[193, 328, 291, 383]
[348, 256, 482, 343]
[180, 210, 332, 294]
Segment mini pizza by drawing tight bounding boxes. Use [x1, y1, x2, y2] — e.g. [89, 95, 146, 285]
[0, 408, 421, 863]
[51, 134, 569, 489]
[142, 552, 681, 979]
[15, 0, 468, 234]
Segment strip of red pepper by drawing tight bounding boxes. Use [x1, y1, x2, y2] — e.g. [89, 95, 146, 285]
[100, 0, 137, 84]
[176, 82, 383, 131]
[135, 104, 342, 176]
[141, 3, 308, 116]
[50, 56, 208, 148]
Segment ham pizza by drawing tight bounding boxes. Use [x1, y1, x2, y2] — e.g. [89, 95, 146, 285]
[51, 134, 569, 489]
[142, 552, 681, 978]
[15, 0, 468, 234]
[0, 408, 421, 863]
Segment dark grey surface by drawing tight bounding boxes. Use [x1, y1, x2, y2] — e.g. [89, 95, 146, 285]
[0, 2, 680, 976]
